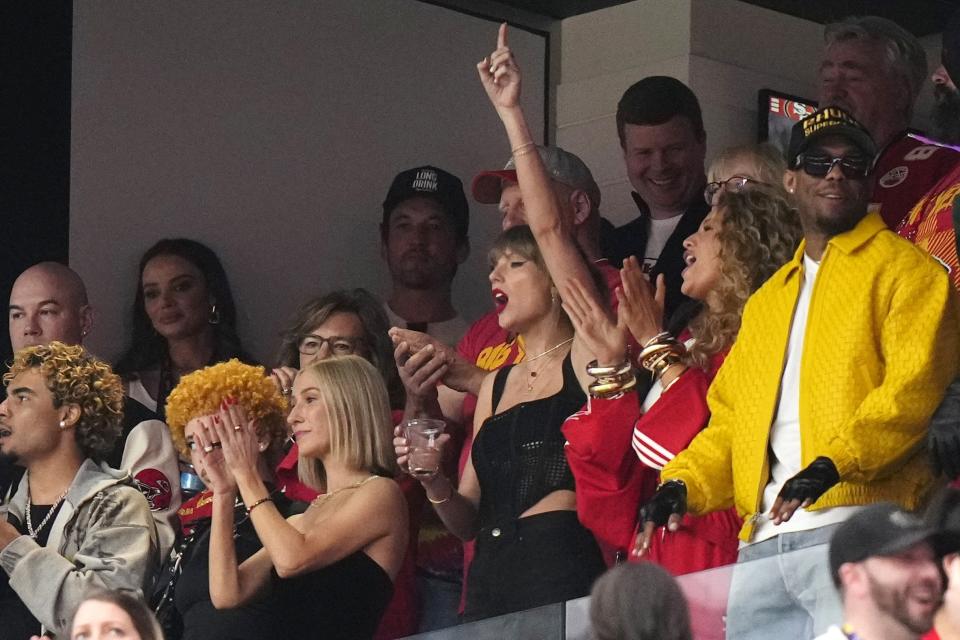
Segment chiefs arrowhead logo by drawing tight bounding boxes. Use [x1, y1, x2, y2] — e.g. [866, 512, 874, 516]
[134, 468, 173, 511]
[879, 166, 908, 189]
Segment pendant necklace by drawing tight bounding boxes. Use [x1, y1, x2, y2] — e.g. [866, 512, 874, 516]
[522, 337, 573, 391]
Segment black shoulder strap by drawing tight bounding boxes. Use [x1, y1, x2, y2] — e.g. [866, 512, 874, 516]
[490, 364, 514, 413]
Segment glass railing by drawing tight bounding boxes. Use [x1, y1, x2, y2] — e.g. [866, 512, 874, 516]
[401, 548, 842, 640]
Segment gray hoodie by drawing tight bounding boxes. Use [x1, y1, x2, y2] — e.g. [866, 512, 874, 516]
[0, 459, 159, 637]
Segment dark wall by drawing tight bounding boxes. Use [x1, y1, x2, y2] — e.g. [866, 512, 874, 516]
[0, 1, 73, 365]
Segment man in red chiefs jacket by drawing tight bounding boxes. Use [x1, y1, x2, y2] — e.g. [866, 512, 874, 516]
[818, 16, 960, 231]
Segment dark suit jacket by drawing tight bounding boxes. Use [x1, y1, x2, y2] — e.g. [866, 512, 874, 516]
[600, 192, 710, 322]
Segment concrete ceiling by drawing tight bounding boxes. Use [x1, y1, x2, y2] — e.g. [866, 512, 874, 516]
[495, 0, 959, 36]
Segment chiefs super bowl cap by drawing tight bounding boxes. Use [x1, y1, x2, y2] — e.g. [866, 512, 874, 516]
[471, 145, 601, 209]
[382, 166, 469, 241]
[786, 106, 876, 168]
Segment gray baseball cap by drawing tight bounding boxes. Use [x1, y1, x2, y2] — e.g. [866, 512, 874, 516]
[471, 145, 601, 209]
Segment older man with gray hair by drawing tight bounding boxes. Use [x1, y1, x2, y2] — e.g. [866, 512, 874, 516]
[819, 15, 960, 230]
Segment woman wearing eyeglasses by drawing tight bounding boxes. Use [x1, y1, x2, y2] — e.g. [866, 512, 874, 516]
[270, 288, 421, 640]
[272, 288, 403, 412]
[703, 143, 789, 207]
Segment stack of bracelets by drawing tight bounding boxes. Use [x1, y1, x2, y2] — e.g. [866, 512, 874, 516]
[586, 359, 637, 400]
[638, 331, 687, 392]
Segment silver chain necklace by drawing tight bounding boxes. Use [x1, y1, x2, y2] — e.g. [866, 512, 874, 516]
[25, 478, 69, 539]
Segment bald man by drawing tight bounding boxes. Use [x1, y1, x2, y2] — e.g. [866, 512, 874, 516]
[8, 262, 91, 349]
[6, 262, 180, 556]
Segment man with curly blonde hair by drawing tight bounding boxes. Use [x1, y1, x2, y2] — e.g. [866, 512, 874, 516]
[0, 342, 159, 639]
[6, 261, 181, 558]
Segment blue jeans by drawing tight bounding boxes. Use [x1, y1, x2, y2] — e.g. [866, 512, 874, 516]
[724, 525, 843, 640]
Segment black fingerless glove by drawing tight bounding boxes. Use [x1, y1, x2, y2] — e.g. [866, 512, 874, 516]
[639, 479, 687, 527]
[928, 378, 960, 479]
[776, 456, 840, 505]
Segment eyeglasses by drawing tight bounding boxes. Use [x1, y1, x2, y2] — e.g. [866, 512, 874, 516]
[795, 153, 871, 180]
[703, 176, 763, 206]
[297, 334, 364, 356]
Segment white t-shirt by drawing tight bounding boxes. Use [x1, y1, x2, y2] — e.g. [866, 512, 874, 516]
[642, 215, 683, 274]
[383, 303, 469, 347]
[752, 254, 858, 543]
[813, 625, 851, 640]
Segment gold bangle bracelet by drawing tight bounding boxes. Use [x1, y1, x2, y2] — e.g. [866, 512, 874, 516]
[638, 342, 680, 364]
[427, 485, 453, 505]
[643, 332, 672, 349]
[511, 141, 536, 155]
[586, 359, 632, 378]
[660, 364, 687, 393]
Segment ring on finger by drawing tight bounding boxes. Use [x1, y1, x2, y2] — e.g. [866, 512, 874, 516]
[234, 425, 242, 431]
[203, 445, 214, 453]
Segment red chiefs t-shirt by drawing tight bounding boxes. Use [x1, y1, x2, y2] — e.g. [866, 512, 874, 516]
[898, 161, 960, 292]
[871, 133, 960, 229]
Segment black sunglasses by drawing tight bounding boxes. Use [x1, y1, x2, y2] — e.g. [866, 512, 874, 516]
[795, 153, 871, 180]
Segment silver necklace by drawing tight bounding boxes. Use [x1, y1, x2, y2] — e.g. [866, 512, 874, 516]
[25, 481, 69, 539]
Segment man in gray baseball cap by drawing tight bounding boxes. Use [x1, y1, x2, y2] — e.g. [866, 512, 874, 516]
[471, 145, 604, 261]
[815, 503, 945, 640]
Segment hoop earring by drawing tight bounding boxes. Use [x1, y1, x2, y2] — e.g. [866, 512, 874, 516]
[208, 303, 221, 325]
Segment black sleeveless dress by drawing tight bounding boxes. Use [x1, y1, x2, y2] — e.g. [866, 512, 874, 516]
[271, 551, 393, 640]
[466, 353, 605, 621]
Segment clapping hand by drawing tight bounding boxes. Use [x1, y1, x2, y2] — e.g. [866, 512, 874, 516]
[192, 415, 237, 496]
[617, 256, 666, 347]
[208, 399, 263, 483]
[561, 278, 627, 366]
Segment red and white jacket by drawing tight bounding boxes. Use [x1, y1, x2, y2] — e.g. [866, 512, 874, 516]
[563, 349, 740, 575]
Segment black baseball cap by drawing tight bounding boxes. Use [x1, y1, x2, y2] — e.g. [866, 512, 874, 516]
[786, 106, 877, 168]
[830, 503, 942, 582]
[382, 166, 469, 241]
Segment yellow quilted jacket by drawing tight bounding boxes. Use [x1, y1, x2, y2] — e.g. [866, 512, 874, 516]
[662, 212, 960, 541]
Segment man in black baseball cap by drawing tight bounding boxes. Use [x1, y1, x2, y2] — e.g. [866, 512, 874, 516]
[380, 165, 471, 348]
[815, 503, 945, 640]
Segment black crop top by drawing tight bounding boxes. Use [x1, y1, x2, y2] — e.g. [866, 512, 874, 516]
[472, 353, 585, 525]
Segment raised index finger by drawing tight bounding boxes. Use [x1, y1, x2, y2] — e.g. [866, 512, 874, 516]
[498, 22, 508, 49]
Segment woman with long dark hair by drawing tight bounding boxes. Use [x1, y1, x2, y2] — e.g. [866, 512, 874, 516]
[115, 238, 252, 418]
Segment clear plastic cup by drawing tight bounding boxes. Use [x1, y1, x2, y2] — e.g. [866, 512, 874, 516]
[404, 418, 446, 479]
